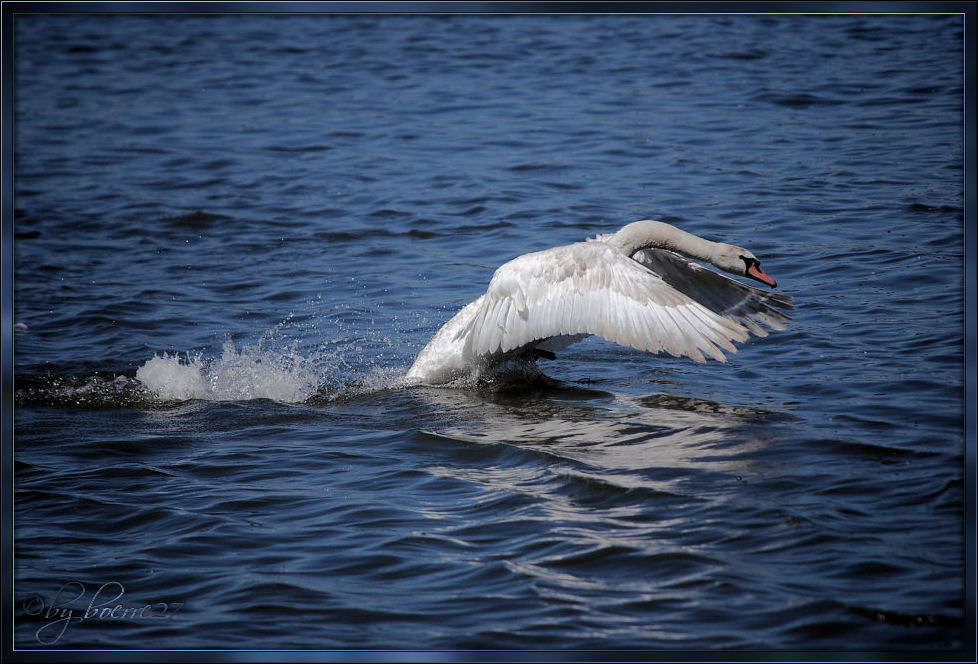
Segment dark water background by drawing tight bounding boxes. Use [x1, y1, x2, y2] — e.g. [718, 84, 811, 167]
[12, 12, 966, 652]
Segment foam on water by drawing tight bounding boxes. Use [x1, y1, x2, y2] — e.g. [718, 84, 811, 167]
[136, 338, 321, 403]
[135, 355, 207, 401]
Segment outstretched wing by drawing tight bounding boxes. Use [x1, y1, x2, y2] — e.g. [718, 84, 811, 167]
[631, 248, 793, 337]
[455, 241, 755, 364]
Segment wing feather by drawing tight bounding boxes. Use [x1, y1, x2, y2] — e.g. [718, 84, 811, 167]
[455, 241, 761, 364]
[632, 248, 792, 335]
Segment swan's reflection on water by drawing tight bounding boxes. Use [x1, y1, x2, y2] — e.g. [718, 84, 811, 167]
[406, 373, 797, 500]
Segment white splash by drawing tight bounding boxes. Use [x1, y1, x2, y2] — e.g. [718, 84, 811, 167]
[136, 338, 320, 403]
[135, 354, 208, 401]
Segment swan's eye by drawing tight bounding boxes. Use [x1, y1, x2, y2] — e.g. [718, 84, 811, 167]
[741, 256, 758, 269]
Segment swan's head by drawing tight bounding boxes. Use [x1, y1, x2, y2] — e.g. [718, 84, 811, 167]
[713, 244, 778, 288]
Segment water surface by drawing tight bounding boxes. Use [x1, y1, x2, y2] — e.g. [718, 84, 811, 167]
[13, 12, 965, 651]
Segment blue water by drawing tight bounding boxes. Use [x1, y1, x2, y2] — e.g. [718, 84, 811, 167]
[12, 12, 966, 651]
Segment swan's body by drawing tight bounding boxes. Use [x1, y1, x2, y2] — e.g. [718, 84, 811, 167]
[406, 219, 792, 385]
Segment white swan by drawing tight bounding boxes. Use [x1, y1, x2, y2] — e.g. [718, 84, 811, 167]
[406, 219, 792, 385]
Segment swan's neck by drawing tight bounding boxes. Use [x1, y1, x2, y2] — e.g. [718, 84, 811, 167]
[605, 219, 717, 263]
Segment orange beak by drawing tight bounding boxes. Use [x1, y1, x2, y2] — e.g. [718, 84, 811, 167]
[747, 263, 777, 288]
